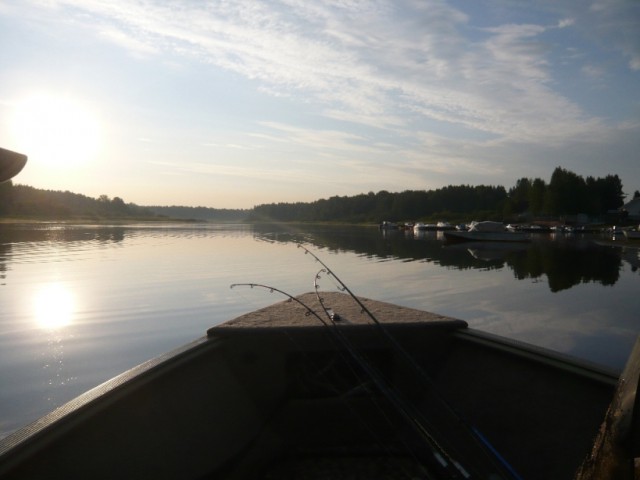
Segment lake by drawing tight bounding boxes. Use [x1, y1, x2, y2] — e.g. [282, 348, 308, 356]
[1, 222, 639, 439]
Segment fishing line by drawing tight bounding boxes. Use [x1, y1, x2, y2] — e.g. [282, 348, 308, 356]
[274, 323, 422, 478]
[230, 283, 428, 479]
[232, 245, 522, 479]
[300, 243, 522, 480]
[312, 269, 473, 479]
[231, 281, 470, 478]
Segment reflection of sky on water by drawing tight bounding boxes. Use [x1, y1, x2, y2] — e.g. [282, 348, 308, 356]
[30, 283, 78, 407]
[0, 223, 639, 439]
[310, 235, 640, 372]
[33, 283, 75, 330]
[447, 275, 638, 370]
[621, 247, 640, 273]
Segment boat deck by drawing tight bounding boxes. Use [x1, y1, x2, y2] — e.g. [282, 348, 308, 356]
[208, 293, 617, 479]
[212, 291, 464, 331]
[0, 293, 622, 480]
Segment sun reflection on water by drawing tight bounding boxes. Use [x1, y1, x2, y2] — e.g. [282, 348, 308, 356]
[33, 283, 75, 330]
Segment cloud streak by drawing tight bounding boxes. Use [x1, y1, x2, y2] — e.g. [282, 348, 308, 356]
[41, 0, 613, 143]
[4, 0, 639, 206]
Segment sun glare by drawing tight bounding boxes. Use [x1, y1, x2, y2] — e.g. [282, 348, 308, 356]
[33, 283, 76, 330]
[11, 93, 101, 168]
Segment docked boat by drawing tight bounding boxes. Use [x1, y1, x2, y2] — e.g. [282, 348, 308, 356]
[379, 221, 399, 230]
[414, 222, 455, 233]
[551, 225, 575, 234]
[444, 230, 531, 243]
[623, 228, 640, 240]
[507, 224, 550, 233]
[444, 221, 531, 243]
[0, 288, 636, 480]
[436, 221, 456, 231]
[413, 222, 436, 232]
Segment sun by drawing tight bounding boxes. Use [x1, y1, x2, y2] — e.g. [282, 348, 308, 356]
[11, 93, 101, 168]
[33, 283, 76, 330]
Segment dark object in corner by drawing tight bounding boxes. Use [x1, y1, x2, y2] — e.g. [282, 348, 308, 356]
[574, 337, 640, 480]
[0, 148, 27, 183]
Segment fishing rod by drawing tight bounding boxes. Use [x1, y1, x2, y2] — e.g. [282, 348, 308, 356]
[231, 282, 329, 327]
[299, 243, 443, 363]
[311, 269, 479, 479]
[231, 281, 475, 479]
[230, 282, 439, 479]
[301, 244, 523, 480]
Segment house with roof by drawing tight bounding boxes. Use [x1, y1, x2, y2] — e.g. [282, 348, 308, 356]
[623, 197, 640, 219]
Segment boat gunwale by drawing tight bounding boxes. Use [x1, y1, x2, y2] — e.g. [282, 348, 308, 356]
[0, 323, 618, 462]
[207, 319, 467, 337]
[454, 329, 619, 386]
[0, 291, 623, 479]
[0, 335, 218, 471]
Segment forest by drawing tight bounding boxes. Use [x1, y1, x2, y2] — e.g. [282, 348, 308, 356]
[250, 167, 633, 224]
[0, 166, 635, 224]
[0, 184, 247, 222]
[0, 184, 152, 219]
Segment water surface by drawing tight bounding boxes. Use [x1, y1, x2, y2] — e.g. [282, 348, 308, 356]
[1, 222, 638, 438]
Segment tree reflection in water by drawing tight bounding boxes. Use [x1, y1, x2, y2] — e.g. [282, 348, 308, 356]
[251, 224, 633, 293]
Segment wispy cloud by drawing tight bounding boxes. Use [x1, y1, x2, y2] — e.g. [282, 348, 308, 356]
[588, 0, 640, 71]
[98, 27, 158, 57]
[581, 64, 605, 79]
[34, 0, 610, 146]
[557, 18, 575, 28]
[6, 0, 638, 203]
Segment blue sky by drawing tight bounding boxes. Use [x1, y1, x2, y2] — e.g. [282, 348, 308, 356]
[1, 0, 638, 208]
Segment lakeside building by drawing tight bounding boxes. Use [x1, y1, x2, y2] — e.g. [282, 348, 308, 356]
[623, 197, 640, 220]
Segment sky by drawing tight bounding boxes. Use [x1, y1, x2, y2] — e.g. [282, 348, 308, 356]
[0, 0, 638, 209]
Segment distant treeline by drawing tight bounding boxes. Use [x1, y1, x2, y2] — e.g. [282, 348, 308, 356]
[251, 167, 632, 223]
[250, 185, 507, 223]
[0, 166, 635, 223]
[0, 184, 158, 219]
[145, 205, 249, 222]
[0, 184, 249, 222]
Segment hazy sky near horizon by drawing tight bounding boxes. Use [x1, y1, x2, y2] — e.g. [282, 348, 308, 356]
[1, 0, 638, 209]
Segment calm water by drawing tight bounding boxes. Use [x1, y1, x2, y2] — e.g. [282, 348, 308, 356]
[1, 222, 639, 438]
